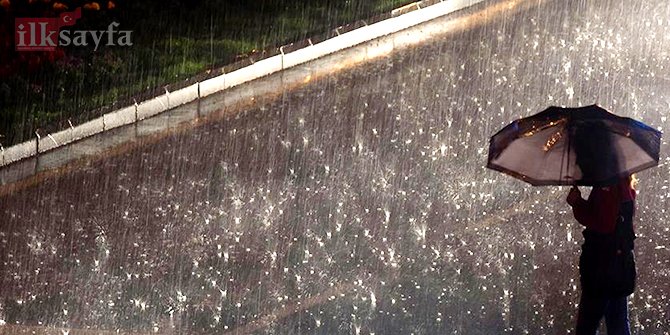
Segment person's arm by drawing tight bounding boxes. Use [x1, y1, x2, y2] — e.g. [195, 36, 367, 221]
[567, 186, 595, 227]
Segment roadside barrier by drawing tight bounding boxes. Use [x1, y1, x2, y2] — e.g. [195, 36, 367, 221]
[0, 0, 483, 170]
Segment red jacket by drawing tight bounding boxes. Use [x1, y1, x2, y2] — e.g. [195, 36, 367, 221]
[568, 178, 636, 234]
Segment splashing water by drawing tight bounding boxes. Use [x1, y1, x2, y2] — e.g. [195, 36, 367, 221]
[2, 0, 670, 334]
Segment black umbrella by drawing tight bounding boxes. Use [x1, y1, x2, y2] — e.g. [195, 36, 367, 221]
[487, 105, 662, 186]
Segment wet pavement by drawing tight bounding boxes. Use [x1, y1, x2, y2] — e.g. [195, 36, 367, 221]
[2, 0, 670, 333]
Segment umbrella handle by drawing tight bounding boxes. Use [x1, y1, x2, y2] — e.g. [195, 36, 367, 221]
[562, 113, 572, 184]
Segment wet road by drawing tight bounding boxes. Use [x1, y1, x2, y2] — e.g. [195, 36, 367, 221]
[2, 0, 670, 333]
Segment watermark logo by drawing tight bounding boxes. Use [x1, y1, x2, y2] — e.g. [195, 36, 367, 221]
[15, 7, 132, 51]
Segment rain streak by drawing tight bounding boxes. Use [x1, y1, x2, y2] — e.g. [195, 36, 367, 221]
[2, 0, 670, 334]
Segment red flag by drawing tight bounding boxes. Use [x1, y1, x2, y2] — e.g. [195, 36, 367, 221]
[58, 7, 81, 28]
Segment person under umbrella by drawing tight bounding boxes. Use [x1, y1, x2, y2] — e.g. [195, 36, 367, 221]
[566, 122, 637, 335]
[487, 105, 661, 334]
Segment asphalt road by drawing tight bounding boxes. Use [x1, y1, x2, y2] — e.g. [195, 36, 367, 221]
[2, 0, 670, 333]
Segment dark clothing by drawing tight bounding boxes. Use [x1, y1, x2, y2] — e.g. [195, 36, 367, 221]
[579, 200, 636, 298]
[568, 178, 637, 297]
[576, 294, 630, 335]
[568, 178, 637, 335]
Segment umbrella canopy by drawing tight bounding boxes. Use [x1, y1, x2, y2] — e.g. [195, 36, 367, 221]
[487, 105, 662, 186]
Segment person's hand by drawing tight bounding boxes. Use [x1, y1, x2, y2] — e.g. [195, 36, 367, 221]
[566, 186, 581, 205]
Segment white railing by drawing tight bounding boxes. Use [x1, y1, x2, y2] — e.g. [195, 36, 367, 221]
[0, 0, 484, 168]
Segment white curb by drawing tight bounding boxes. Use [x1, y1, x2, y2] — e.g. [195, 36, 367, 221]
[0, 0, 485, 168]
